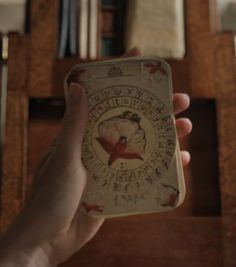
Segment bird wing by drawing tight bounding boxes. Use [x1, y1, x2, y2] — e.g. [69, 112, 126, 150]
[120, 153, 143, 160]
[95, 137, 114, 153]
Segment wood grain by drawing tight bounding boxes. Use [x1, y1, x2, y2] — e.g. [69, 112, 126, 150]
[28, 0, 58, 97]
[179, 99, 221, 216]
[185, 0, 216, 97]
[60, 217, 223, 267]
[214, 33, 236, 267]
[7, 34, 29, 92]
[0, 35, 28, 232]
[167, 59, 190, 94]
[0, 92, 28, 232]
[27, 99, 64, 197]
[222, 217, 236, 267]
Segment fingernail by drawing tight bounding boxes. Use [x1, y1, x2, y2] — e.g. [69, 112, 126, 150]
[67, 70, 79, 84]
[185, 151, 191, 162]
[183, 94, 190, 101]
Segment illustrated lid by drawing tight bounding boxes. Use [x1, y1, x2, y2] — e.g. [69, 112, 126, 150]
[65, 57, 185, 217]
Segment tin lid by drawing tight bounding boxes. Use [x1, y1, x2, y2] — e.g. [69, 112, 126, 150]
[65, 57, 185, 217]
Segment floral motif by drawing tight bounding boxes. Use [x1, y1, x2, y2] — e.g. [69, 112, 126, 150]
[160, 184, 179, 207]
[143, 62, 167, 75]
[95, 111, 146, 165]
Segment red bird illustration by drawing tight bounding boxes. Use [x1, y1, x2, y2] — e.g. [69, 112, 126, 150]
[96, 136, 143, 166]
[161, 192, 179, 207]
[160, 184, 179, 207]
[143, 63, 167, 75]
[82, 202, 104, 213]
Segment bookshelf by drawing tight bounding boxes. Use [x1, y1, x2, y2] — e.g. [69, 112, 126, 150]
[1, 0, 236, 266]
[57, 0, 126, 59]
[101, 0, 126, 57]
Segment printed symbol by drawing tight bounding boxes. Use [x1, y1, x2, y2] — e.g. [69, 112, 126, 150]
[143, 63, 167, 75]
[160, 184, 179, 207]
[108, 65, 123, 77]
[95, 110, 146, 166]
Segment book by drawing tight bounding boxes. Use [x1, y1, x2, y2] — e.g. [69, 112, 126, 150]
[88, 0, 99, 59]
[125, 0, 185, 59]
[101, 37, 116, 56]
[78, 0, 89, 59]
[69, 0, 77, 56]
[58, 0, 70, 58]
[100, 0, 126, 57]
[101, 10, 114, 34]
[101, 0, 116, 6]
[65, 57, 185, 217]
[221, 2, 236, 32]
[0, 0, 26, 34]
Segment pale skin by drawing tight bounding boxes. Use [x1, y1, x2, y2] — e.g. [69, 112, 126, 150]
[0, 48, 192, 267]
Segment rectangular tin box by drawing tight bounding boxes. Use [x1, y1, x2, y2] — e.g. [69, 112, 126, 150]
[65, 57, 185, 217]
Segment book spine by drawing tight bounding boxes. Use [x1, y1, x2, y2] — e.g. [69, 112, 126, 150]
[58, 0, 70, 58]
[101, 10, 114, 34]
[69, 0, 77, 56]
[101, 0, 116, 6]
[78, 0, 89, 59]
[88, 0, 99, 59]
[102, 38, 115, 57]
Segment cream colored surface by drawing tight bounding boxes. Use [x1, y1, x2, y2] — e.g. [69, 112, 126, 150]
[217, 0, 236, 31]
[0, 0, 25, 3]
[126, 0, 185, 59]
[0, 1, 26, 33]
[66, 57, 185, 217]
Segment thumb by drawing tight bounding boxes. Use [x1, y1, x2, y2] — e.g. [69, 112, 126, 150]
[55, 83, 89, 158]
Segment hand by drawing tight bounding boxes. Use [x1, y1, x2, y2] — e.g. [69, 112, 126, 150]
[0, 48, 192, 267]
[125, 48, 192, 166]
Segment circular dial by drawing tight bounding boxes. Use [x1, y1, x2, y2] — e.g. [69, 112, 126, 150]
[82, 85, 176, 198]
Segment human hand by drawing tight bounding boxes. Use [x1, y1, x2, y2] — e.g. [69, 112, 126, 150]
[0, 81, 100, 267]
[0, 48, 192, 267]
[123, 47, 192, 166]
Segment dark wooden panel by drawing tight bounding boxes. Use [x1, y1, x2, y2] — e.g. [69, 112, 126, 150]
[0, 35, 29, 233]
[28, 0, 58, 97]
[7, 34, 29, 92]
[0, 92, 28, 232]
[214, 33, 236, 267]
[222, 217, 236, 267]
[60, 217, 223, 267]
[179, 99, 221, 216]
[167, 59, 190, 94]
[185, 0, 216, 98]
[26, 99, 64, 197]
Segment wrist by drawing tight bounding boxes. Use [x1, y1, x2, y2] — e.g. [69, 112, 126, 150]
[0, 238, 53, 267]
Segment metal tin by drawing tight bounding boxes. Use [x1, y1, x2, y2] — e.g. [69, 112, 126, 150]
[65, 57, 185, 217]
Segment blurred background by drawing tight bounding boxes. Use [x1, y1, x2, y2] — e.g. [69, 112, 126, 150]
[0, 0, 236, 266]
